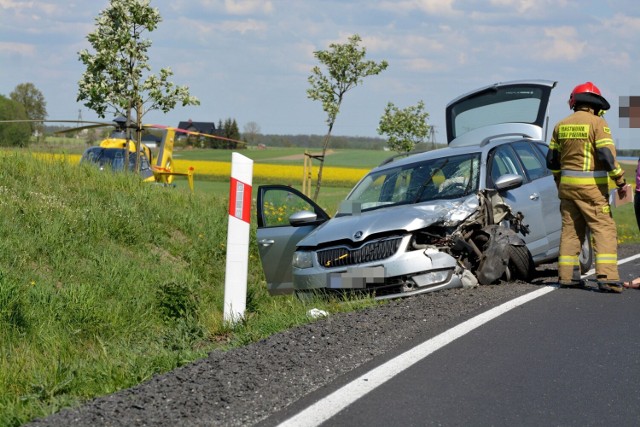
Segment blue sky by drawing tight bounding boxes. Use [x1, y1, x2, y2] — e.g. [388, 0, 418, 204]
[1, 0, 639, 149]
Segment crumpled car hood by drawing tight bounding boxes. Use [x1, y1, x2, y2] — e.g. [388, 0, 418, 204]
[297, 195, 480, 248]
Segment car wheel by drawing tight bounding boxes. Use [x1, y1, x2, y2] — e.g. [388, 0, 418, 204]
[579, 228, 593, 274]
[508, 244, 533, 281]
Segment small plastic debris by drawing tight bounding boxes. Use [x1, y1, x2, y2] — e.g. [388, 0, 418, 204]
[461, 269, 479, 288]
[307, 308, 329, 319]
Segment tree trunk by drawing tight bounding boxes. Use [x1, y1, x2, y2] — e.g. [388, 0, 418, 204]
[135, 101, 142, 173]
[125, 105, 132, 174]
[312, 122, 334, 202]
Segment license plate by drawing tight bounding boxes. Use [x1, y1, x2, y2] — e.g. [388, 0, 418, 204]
[328, 266, 385, 289]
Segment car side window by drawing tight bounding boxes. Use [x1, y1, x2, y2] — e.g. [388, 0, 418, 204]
[533, 142, 552, 176]
[488, 145, 525, 187]
[261, 187, 319, 227]
[512, 141, 547, 181]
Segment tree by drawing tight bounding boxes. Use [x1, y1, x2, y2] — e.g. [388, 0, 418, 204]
[243, 121, 261, 145]
[0, 95, 31, 147]
[10, 82, 48, 136]
[377, 100, 430, 153]
[307, 34, 388, 201]
[214, 118, 241, 148]
[77, 0, 199, 169]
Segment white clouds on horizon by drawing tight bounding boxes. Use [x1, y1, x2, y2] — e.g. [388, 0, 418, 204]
[0, 0, 638, 146]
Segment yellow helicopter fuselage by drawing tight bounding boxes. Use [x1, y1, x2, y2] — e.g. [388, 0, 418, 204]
[81, 129, 193, 191]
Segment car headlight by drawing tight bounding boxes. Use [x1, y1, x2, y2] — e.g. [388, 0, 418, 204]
[293, 251, 314, 269]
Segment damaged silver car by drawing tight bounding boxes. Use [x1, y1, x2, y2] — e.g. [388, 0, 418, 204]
[256, 80, 592, 300]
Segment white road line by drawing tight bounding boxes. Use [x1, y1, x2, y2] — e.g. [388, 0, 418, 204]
[278, 286, 556, 427]
[619, 253, 640, 264]
[582, 253, 640, 277]
[278, 254, 639, 427]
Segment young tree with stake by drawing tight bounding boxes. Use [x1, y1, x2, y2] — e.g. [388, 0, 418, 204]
[307, 34, 388, 201]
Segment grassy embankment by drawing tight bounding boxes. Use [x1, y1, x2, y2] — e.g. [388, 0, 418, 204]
[2, 145, 637, 425]
[0, 150, 378, 426]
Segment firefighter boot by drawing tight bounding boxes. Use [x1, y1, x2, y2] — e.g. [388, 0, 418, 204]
[559, 280, 586, 289]
[597, 281, 624, 293]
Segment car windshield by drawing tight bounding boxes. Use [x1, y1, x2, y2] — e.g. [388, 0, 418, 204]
[81, 147, 151, 173]
[346, 153, 481, 211]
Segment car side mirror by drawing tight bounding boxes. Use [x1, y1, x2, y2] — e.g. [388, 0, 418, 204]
[289, 210, 319, 226]
[494, 173, 523, 191]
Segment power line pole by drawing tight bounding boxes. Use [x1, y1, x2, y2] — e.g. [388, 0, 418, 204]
[429, 125, 436, 149]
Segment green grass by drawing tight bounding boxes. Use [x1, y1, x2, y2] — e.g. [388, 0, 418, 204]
[614, 161, 639, 244]
[613, 202, 639, 244]
[173, 147, 393, 168]
[0, 152, 377, 426]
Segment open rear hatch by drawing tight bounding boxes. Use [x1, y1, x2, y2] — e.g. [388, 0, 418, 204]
[445, 80, 557, 146]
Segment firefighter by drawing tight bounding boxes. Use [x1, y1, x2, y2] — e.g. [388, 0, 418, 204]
[546, 82, 627, 292]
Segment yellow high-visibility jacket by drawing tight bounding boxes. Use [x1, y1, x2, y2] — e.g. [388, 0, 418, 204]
[546, 108, 625, 200]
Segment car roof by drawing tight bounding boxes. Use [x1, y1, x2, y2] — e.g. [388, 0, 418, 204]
[445, 79, 557, 145]
[374, 133, 545, 173]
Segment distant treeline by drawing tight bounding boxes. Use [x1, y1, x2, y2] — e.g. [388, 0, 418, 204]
[252, 134, 390, 150]
[250, 134, 444, 151]
[618, 149, 640, 158]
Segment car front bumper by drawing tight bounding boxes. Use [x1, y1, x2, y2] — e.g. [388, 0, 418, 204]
[293, 236, 464, 299]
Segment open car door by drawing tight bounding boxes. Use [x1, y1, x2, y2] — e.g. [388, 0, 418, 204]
[256, 185, 330, 295]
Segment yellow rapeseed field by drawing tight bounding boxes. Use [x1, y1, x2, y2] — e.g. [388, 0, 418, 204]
[173, 160, 368, 185]
[43, 153, 368, 186]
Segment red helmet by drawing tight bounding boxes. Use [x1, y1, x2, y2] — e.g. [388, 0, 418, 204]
[568, 82, 610, 111]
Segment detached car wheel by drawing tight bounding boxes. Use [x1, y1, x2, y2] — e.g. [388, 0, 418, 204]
[508, 245, 533, 281]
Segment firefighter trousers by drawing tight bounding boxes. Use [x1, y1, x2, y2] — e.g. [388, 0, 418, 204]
[558, 197, 619, 283]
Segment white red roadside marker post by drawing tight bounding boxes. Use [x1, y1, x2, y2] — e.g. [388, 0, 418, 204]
[223, 152, 254, 325]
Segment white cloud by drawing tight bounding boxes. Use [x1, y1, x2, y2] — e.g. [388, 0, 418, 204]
[218, 18, 267, 34]
[488, 0, 568, 15]
[0, 0, 32, 10]
[366, 34, 445, 57]
[0, 1, 64, 17]
[403, 57, 448, 72]
[376, 0, 459, 16]
[174, 16, 267, 41]
[538, 26, 586, 61]
[0, 41, 36, 56]
[224, 0, 273, 15]
[600, 13, 640, 37]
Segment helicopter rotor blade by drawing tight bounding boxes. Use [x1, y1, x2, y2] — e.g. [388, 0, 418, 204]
[162, 126, 246, 146]
[0, 119, 118, 134]
[53, 124, 119, 134]
[0, 119, 112, 126]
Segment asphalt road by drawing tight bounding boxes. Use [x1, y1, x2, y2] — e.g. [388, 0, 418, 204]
[28, 248, 640, 427]
[264, 256, 640, 427]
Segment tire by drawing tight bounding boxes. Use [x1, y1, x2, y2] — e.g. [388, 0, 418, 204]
[579, 227, 593, 274]
[508, 245, 533, 281]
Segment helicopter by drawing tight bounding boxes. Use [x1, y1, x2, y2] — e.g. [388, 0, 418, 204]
[1, 116, 246, 191]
